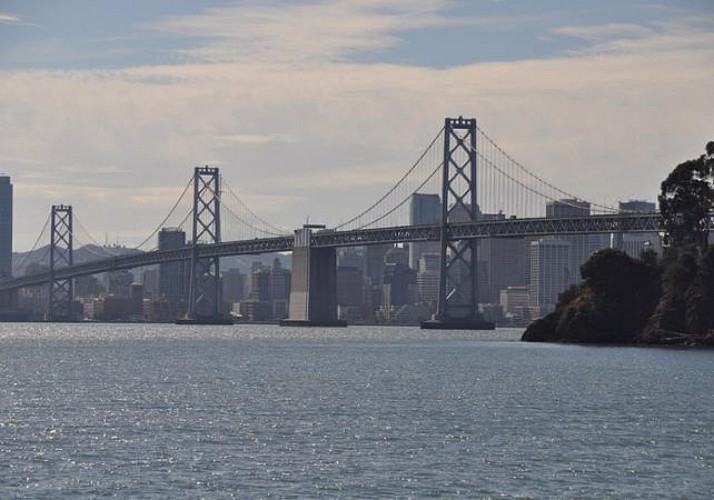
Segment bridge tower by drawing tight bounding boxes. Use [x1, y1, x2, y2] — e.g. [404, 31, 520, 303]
[183, 166, 228, 323]
[422, 117, 494, 330]
[48, 204, 74, 321]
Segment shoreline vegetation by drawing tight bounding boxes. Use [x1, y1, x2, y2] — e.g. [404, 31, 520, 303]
[523, 142, 714, 347]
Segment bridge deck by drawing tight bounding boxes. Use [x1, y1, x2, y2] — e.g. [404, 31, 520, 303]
[0, 213, 663, 292]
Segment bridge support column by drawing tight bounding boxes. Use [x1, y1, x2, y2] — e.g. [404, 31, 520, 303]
[422, 117, 494, 330]
[179, 166, 231, 324]
[281, 227, 346, 327]
[48, 204, 75, 321]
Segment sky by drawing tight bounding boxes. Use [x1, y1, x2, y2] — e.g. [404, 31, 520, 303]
[1, 0, 713, 251]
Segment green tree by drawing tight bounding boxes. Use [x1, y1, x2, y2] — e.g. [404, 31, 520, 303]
[658, 157, 712, 249]
[658, 142, 714, 250]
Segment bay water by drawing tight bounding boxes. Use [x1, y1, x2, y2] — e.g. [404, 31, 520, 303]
[0, 323, 711, 498]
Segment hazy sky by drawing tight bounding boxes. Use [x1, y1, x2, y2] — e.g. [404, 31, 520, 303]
[1, 0, 713, 251]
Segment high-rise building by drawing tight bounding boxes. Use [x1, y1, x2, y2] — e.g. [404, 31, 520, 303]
[365, 244, 390, 286]
[269, 258, 291, 302]
[546, 199, 596, 283]
[338, 247, 365, 271]
[249, 265, 271, 302]
[619, 200, 656, 213]
[158, 228, 188, 300]
[529, 238, 571, 317]
[616, 200, 662, 258]
[222, 268, 246, 304]
[409, 194, 441, 271]
[474, 210, 528, 303]
[478, 237, 528, 303]
[141, 268, 159, 299]
[337, 265, 365, 308]
[382, 261, 416, 307]
[416, 252, 440, 303]
[0, 176, 13, 278]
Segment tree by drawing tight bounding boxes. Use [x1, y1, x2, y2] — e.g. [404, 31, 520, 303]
[658, 142, 714, 250]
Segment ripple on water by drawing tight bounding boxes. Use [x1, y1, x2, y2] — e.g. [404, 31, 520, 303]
[0, 323, 711, 498]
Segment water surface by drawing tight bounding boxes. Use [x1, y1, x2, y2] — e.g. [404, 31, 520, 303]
[0, 324, 711, 498]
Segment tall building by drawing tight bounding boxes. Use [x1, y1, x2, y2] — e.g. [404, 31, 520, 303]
[337, 266, 365, 308]
[619, 200, 656, 213]
[222, 268, 246, 304]
[269, 258, 291, 301]
[475, 210, 528, 303]
[249, 264, 271, 302]
[0, 176, 12, 278]
[338, 247, 365, 270]
[478, 237, 528, 303]
[409, 194, 441, 271]
[529, 238, 571, 317]
[158, 228, 188, 300]
[366, 244, 391, 285]
[141, 268, 159, 299]
[545, 199, 596, 283]
[416, 252, 440, 303]
[616, 200, 662, 258]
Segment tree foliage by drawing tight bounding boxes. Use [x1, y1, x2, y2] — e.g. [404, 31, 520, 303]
[658, 156, 713, 249]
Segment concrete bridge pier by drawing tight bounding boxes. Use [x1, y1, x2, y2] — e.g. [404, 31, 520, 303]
[280, 226, 347, 327]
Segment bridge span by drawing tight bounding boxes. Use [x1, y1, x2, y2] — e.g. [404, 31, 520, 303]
[0, 212, 662, 293]
[2, 117, 671, 327]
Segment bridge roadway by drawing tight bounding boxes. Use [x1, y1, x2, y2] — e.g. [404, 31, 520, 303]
[0, 212, 663, 292]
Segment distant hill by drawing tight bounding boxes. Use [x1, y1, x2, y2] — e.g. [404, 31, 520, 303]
[12, 244, 143, 277]
[12, 245, 291, 278]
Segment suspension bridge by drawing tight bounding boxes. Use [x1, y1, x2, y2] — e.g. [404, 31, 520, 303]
[0, 117, 662, 327]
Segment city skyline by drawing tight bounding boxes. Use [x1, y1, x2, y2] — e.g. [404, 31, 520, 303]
[1, 0, 713, 251]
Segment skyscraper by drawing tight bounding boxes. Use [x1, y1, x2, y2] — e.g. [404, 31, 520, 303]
[616, 200, 661, 257]
[0, 176, 12, 278]
[546, 199, 595, 283]
[158, 228, 188, 300]
[529, 238, 571, 317]
[409, 193, 441, 271]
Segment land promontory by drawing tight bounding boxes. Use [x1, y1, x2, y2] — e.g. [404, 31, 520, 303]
[523, 142, 714, 347]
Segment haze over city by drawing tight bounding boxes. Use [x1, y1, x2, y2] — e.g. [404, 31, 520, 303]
[1, 0, 713, 251]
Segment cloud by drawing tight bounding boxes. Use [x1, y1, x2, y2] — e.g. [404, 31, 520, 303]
[0, 12, 21, 24]
[553, 23, 654, 41]
[2, 3, 713, 249]
[0, 11, 39, 27]
[214, 134, 296, 146]
[273, 163, 407, 190]
[553, 15, 714, 55]
[148, 0, 461, 64]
